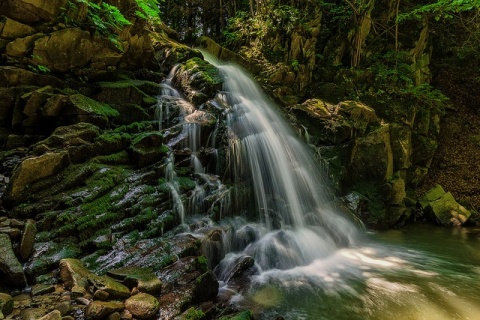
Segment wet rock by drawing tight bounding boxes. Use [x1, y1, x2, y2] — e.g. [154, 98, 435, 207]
[6, 151, 70, 203]
[85, 301, 124, 320]
[420, 184, 471, 226]
[19, 219, 36, 261]
[124, 293, 159, 319]
[93, 290, 109, 301]
[38, 310, 62, 320]
[0, 227, 21, 238]
[107, 267, 162, 295]
[59, 259, 130, 299]
[0, 233, 27, 287]
[0, 293, 13, 317]
[129, 132, 167, 168]
[54, 301, 71, 316]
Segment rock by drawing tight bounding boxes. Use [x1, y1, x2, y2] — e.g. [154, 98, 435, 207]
[0, 293, 13, 317]
[59, 259, 130, 299]
[31, 283, 55, 296]
[124, 293, 159, 320]
[5, 33, 44, 58]
[54, 301, 71, 316]
[85, 301, 124, 320]
[0, 227, 21, 238]
[19, 308, 45, 320]
[421, 185, 471, 226]
[38, 310, 62, 320]
[129, 132, 167, 168]
[0, 66, 64, 88]
[107, 267, 162, 295]
[33, 122, 100, 153]
[0, 0, 67, 23]
[6, 151, 70, 202]
[93, 290, 109, 301]
[0, 233, 27, 287]
[33, 28, 94, 71]
[107, 312, 121, 320]
[193, 270, 218, 303]
[0, 16, 35, 39]
[19, 219, 36, 260]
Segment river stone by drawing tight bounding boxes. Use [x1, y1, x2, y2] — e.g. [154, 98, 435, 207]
[106, 311, 121, 320]
[32, 28, 94, 71]
[107, 267, 162, 295]
[54, 301, 71, 316]
[19, 308, 46, 320]
[6, 151, 70, 202]
[59, 259, 130, 299]
[38, 310, 62, 320]
[85, 301, 124, 320]
[19, 219, 36, 260]
[124, 293, 159, 319]
[424, 191, 471, 226]
[0, 16, 35, 39]
[31, 283, 55, 296]
[0, 293, 13, 317]
[0, 227, 21, 238]
[0, 233, 27, 287]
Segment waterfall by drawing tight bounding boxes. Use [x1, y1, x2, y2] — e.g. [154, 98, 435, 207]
[200, 51, 359, 272]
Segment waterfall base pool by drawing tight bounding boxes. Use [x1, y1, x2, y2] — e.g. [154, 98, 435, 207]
[229, 223, 480, 320]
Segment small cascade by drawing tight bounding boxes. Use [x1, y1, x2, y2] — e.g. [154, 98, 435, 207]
[163, 152, 185, 226]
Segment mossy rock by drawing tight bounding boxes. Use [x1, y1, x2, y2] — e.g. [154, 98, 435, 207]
[107, 267, 162, 295]
[96, 80, 158, 108]
[68, 94, 119, 118]
[219, 310, 254, 320]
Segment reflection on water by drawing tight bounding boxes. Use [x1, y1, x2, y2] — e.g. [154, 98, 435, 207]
[238, 224, 480, 320]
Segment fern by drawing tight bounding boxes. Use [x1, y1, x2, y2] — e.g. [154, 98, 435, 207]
[135, 0, 161, 20]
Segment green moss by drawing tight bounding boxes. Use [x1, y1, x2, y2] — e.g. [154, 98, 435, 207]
[196, 256, 208, 273]
[70, 94, 119, 118]
[176, 177, 196, 193]
[182, 307, 205, 320]
[91, 150, 130, 165]
[184, 57, 223, 86]
[113, 121, 157, 134]
[219, 310, 254, 320]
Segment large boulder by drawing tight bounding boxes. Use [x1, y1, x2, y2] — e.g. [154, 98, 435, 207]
[6, 151, 70, 202]
[32, 28, 95, 71]
[85, 301, 124, 320]
[420, 184, 471, 226]
[0, 234, 27, 287]
[0, 16, 35, 39]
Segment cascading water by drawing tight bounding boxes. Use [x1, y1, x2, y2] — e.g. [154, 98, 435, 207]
[196, 52, 480, 320]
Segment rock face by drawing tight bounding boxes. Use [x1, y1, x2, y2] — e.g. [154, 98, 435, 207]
[420, 184, 471, 226]
[0, 233, 27, 287]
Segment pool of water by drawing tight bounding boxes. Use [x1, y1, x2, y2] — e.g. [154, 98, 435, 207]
[236, 224, 480, 320]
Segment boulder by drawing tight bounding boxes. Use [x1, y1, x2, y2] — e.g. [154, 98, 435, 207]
[0, 66, 64, 88]
[129, 132, 167, 168]
[0, 0, 67, 23]
[38, 310, 62, 320]
[421, 184, 471, 226]
[59, 259, 130, 299]
[5, 33, 44, 58]
[6, 151, 70, 202]
[0, 16, 35, 39]
[0, 293, 13, 317]
[124, 293, 159, 319]
[19, 219, 36, 260]
[0, 233, 27, 287]
[85, 301, 124, 320]
[107, 267, 162, 295]
[32, 28, 94, 71]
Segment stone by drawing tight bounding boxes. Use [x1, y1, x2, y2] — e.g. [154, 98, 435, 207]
[0, 293, 13, 317]
[54, 301, 71, 316]
[33, 28, 94, 71]
[129, 132, 166, 168]
[59, 259, 130, 299]
[0, 16, 35, 39]
[0, 233, 27, 287]
[0, 0, 67, 23]
[31, 283, 55, 296]
[422, 189, 471, 226]
[19, 308, 45, 320]
[19, 219, 36, 260]
[6, 151, 70, 202]
[124, 293, 159, 320]
[0, 227, 21, 238]
[85, 301, 124, 320]
[0, 66, 63, 88]
[41, 95, 69, 117]
[107, 267, 162, 295]
[93, 290, 109, 301]
[107, 312, 121, 320]
[38, 310, 62, 320]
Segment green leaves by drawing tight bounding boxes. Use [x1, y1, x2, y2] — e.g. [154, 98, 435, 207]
[135, 0, 161, 20]
[398, 0, 480, 22]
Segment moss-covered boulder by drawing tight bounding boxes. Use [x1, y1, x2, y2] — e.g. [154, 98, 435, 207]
[420, 184, 471, 226]
[0, 293, 14, 317]
[129, 132, 167, 168]
[6, 151, 70, 202]
[173, 57, 223, 105]
[85, 301, 124, 320]
[124, 293, 159, 319]
[107, 267, 162, 295]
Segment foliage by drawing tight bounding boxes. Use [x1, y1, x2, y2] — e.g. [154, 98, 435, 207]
[75, 0, 131, 35]
[398, 0, 480, 22]
[135, 0, 161, 20]
[183, 307, 205, 320]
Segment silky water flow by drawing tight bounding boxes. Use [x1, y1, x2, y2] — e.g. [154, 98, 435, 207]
[159, 51, 480, 320]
